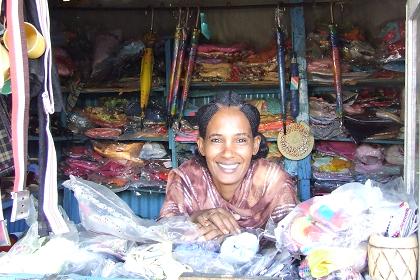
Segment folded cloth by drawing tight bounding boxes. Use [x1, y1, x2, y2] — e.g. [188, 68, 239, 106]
[316, 141, 357, 161]
[307, 246, 367, 278]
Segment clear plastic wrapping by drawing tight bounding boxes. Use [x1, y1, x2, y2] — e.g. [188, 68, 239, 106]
[62, 176, 201, 243]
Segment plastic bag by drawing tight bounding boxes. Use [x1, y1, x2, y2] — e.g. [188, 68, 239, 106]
[275, 181, 383, 254]
[173, 241, 236, 275]
[62, 176, 201, 243]
[306, 245, 367, 278]
[124, 242, 192, 280]
[78, 231, 135, 260]
[139, 142, 167, 159]
[0, 222, 82, 275]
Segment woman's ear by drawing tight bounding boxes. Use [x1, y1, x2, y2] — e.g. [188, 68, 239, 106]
[197, 136, 205, 156]
[253, 135, 261, 155]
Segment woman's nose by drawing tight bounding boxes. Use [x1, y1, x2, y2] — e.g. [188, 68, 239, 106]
[221, 142, 234, 157]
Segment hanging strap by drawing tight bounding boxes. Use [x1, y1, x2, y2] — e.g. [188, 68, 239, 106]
[7, 0, 31, 222]
[0, 0, 10, 247]
[35, 0, 68, 234]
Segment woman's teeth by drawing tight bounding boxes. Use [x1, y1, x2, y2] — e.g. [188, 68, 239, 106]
[218, 163, 239, 171]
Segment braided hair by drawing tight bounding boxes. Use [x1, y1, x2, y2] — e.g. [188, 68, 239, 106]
[195, 92, 269, 160]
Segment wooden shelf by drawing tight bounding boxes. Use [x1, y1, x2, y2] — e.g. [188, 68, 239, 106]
[315, 137, 404, 145]
[175, 137, 278, 144]
[308, 77, 404, 88]
[29, 135, 168, 142]
[190, 81, 280, 88]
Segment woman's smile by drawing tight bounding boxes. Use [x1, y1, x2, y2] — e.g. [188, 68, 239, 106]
[216, 162, 240, 173]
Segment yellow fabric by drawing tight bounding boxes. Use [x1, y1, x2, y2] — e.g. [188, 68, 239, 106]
[307, 248, 339, 278]
[307, 246, 367, 278]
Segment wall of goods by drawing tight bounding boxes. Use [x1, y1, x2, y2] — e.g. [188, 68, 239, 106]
[11, 0, 405, 220]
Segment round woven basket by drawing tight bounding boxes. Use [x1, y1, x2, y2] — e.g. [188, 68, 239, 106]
[368, 234, 418, 280]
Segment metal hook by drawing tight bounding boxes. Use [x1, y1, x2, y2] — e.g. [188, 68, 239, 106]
[150, 7, 154, 32]
[330, 1, 335, 25]
[195, 6, 200, 28]
[177, 7, 183, 27]
[184, 7, 190, 26]
[275, 5, 286, 28]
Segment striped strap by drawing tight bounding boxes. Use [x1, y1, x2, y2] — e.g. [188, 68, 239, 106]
[0, 0, 10, 247]
[35, 0, 68, 234]
[7, 0, 30, 222]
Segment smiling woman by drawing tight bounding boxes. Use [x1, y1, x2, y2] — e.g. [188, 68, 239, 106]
[159, 92, 298, 240]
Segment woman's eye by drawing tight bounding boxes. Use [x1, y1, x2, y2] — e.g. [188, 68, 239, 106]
[210, 138, 221, 143]
[237, 138, 247, 143]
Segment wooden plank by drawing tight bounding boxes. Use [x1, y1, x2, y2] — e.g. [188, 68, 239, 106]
[180, 272, 275, 280]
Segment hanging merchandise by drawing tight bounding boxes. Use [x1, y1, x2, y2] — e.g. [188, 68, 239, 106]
[274, 7, 287, 135]
[0, 0, 10, 246]
[169, 8, 189, 126]
[177, 7, 200, 126]
[329, 4, 343, 127]
[6, 0, 30, 229]
[140, 8, 155, 128]
[34, 0, 69, 235]
[275, 7, 313, 161]
[166, 8, 182, 125]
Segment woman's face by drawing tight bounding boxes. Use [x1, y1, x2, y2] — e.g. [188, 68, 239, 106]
[197, 107, 261, 193]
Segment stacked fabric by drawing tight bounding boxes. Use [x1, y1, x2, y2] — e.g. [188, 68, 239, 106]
[312, 141, 404, 195]
[235, 43, 278, 81]
[192, 42, 280, 82]
[193, 44, 249, 82]
[343, 87, 403, 142]
[60, 142, 170, 190]
[311, 141, 357, 196]
[354, 144, 403, 183]
[378, 19, 405, 72]
[307, 58, 370, 84]
[309, 97, 345, 140]
[306, 25, 376, 84]
[174, 119, 198, 142]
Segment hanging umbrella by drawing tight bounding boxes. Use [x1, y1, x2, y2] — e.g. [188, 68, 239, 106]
[329, 4, 343, 127]
[139, 8, 156, 128]
[169, 8, 189, 126]
[166, 8, 183, 124]
[275, 7, 287, 135]
[177, 7, 200, 127]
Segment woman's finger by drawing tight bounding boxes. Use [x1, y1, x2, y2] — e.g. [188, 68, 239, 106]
[198, 224, 215, 236]
[208, 211, 236, 234]
[203, 228, 224, 240]
[210, 209, 241, 234]
[195, 213, 211, 227]
[222, 214, 241, 234]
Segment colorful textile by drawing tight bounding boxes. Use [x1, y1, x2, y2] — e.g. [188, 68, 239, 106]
[160, 158, 298, 228]
[0, 97, 13, 176]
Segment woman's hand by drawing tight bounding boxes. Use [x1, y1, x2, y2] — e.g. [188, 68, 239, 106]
[191, 208, 241, 240]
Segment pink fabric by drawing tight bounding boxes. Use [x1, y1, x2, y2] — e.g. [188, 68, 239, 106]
[160, 158, 298, 228]
[316, 141, 357, 161]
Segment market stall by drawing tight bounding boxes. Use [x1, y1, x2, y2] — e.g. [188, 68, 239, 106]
[0, 0, 418, 279]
